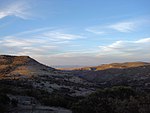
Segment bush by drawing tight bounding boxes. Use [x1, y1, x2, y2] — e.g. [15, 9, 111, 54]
[11, 98, 18, 107]
[71, 86, 150, 113]
[41, 94, 79, 108]
[0, 93, 10, 113]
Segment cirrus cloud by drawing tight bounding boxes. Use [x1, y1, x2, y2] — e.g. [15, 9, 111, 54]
[108, 22, 136, 32]
[34, 37, 150, 66]
[0, 1, 31, 19]
[0, 28, 85, 57]
[85, 20, 143, 35]
[98, 38, 150, 58]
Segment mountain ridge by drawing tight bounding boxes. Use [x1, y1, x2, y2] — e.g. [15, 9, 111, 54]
[60, 61, 150, 71]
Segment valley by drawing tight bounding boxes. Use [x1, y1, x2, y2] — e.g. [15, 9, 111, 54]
[0, 55, 150, 113]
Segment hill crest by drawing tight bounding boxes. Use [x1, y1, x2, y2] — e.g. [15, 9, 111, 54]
[60, 62, 150, 71]
[0, 55, 55, 78]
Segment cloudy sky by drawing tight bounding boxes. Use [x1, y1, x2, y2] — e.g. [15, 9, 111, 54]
[0, 0, 150, 66]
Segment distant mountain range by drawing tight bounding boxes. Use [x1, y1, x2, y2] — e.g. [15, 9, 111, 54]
[61, 62, 150, 71]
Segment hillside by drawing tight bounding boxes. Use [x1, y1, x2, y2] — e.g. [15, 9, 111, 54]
[0, 55, 95, 96]
[72, 63, 150, 88]
[0, 55, 55, 78]
[0, 55, 97, 112]
[63, 62, 150, 71]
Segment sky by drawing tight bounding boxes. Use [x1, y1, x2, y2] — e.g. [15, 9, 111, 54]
[0, 0, 150, 66]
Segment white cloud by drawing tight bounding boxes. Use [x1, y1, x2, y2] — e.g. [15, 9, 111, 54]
[98, 38, 150, 57]
[85, 28, 106, 35]
[86, 21, 137, 34]
[0, 28, 84, 57]
[47, 37, 150, 66]
[2, 38, 32, 47]
[0, 1, 31, 19]
[49, 38, 150, 59]
[48, 50, 98, 58]
[1, 26, 150, 66]
[108, 22, 136, 32]
[135, 38, 150, 43]
[0, 36, 59, 56]
[41, 31, 84, 41]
